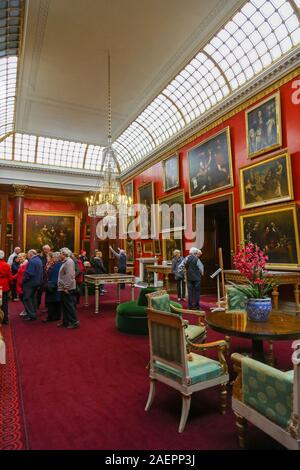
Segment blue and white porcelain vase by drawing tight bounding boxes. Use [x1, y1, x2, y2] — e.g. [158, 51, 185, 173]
[245, 298, 272, 322]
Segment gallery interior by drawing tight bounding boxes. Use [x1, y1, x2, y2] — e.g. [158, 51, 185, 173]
[1, 0, 300, 451]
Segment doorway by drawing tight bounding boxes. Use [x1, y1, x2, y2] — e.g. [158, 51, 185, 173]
[200, 195, 234, 294]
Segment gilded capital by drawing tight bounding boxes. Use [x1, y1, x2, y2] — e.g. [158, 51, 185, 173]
[12, 184, 28, 197]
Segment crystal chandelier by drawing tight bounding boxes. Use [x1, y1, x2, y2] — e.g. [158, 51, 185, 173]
[86, 53, 128, 222]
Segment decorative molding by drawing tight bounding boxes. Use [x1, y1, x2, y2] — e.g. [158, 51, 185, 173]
[12, 184, 28, 197]
[121, 53, 300, 182]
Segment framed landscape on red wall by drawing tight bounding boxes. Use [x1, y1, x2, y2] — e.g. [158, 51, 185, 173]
[24, 210, 81, 253]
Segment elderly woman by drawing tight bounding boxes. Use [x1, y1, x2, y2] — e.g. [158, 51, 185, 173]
[43, 252, 62, 323]
[0, 250, 13, 324]
[57, 247, 80, 329]
[12, 253, 28, 317]
[171, 249, 186, 301]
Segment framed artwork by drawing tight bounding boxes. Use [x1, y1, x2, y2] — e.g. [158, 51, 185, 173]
[153, 239, 161, 256]
[136, 241, 142, 256]
[246, 91, 282, 159]
[188, 127, 233, 199]
[24, 210, 81, 253]
[143, 241, 153, 254]
[6, 223, 13, 237]
[159, 190, 185, 233]
[239, 203, 300, 270]
[124, 180, 134, 205]
[85, 224, 91, 238]
[125, 239, 135, 262]
[162, 234, 183, 261]
[163, 153, 179, 192]
[82, 239, 90, 257]
[138, 182, 156, 234]
[240, 151, 293, 210]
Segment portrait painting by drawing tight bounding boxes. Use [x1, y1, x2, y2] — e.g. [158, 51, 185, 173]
[125, 239, 135, 261]
[159, 190, 185, 233]
[162, 233, 183, 261]
[246, 92, 282, 159]
[163, 154, 179, 192]
[240, 204, 300, 269]
[153, 239, 161, 256]
[138, 182, 156, 234]
[136, 241, 142, 256]
[143, 241, 153, 254]
[24, 210, 80, 253]
[6, 223, 13, 237]
[124, 180, 134, 205]
[188, 127, 233, 199]
[85, 224, 91, 238]
[240, 152, 293, 209]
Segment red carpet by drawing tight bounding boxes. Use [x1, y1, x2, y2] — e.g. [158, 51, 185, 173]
[1, 289, 290, 450]
[0, 325, 28, 450]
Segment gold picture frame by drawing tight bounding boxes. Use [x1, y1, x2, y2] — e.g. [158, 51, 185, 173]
[240, 150, 294, 210]
[246, 91, 282, 159]
[187, 127, 233, 199]
[136, 241, 142, 256]
[162, 233, 183, 261]
[24, 210, 81, 254]
[239, 203, 300, 270]
[158, 189, 185, 233]
[137, 181, 156, 234]
[153, 239, 161, 256]
[162, 153, 179, 192]
[123, 180, 134, 205]
[143, 241, 153, 254]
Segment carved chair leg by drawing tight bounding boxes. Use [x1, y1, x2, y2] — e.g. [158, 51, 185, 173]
[179, 394, 191, 433]
[235, 413, 247, 449]
[220, 383, 227, 415]
[145, 379, 156, 412]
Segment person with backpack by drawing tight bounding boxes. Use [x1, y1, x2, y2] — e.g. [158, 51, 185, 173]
[171, 249, 186, 301]
[178, 247, 204, 310]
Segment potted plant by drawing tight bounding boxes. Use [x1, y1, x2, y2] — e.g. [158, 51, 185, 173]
[230, 242, 274, 322]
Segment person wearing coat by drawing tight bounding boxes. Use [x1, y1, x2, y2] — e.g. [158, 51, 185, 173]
[0, 250, 13, 324]
[171, 249, 186, 301]
[109, 246, 127, 289]
[91, 251, 107, 294]
[22, 249, 43, 321]
[43, 252, 62, 322]
[12, 253, 28, 316]
[178, 247, 204, 310]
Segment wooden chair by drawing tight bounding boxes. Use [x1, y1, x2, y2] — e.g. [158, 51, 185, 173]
[145, 308, 229, 432]
[231, 341, 300, 449]
[146, 290, 207, 347]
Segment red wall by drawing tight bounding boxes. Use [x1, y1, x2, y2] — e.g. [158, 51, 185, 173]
[129, 74, 300, 273]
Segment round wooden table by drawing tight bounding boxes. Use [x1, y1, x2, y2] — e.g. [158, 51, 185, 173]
[206, 311, 300, 362]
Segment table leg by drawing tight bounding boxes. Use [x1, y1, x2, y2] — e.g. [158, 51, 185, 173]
[84, 283, 89, 307]
[117, 283, 121, 304]
[272, 286, 279, 311]
[131, 282, 135, 301]
[164, 273, 169, 292]
[252, 340, 265, 362]
[294, 284, 300, 313]
[94, 285, 100, 314]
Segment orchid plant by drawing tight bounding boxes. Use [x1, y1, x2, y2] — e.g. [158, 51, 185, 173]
[230, 242, 274, 299]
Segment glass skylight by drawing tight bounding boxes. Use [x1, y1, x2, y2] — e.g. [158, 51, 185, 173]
[36, 137, 87, 169]
[84, 145, 104, 171]
[14, 133, 36, 163]
[0, 132, 13, 160]
[0, 56, 18, 137]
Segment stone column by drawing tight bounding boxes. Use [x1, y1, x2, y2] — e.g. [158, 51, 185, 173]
[90, 217, 98, 257]
[12, 185, 27, 251]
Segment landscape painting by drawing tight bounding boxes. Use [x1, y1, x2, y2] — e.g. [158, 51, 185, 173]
[240, 204, 300, 269]
[188, 127, 233, 198]
[246, 92, 282, 159]
[240, 152, 293, 209]
[24, 211, 80, 253]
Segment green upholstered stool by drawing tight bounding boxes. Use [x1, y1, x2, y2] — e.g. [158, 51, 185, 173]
[116, 287, 182, 335]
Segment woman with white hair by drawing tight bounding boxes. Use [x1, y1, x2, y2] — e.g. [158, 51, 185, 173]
[171, 249, 186, 301]
[57, 248, 80, 329]
[178, 247, 204, 310]
[0, 250, 13, 324]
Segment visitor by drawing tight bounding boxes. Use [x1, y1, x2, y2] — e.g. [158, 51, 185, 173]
[178, 247, 204, 310]
[79, 249, 89, 264]
[43, 252, 62, 323]
[37, 244, 51, 309]
[21, 249, 43, 321]
[109, 246, 127, 289]
[12, 253, 28, 317]
[0, 250, 13, 325]
[171, 249, 186, 301]
[7, 246, 21, 266]
[11, 254, 21, 301]
[75, 254, 84, 303]
[92, 251, 107, 294]
[57, 247, 80, 329]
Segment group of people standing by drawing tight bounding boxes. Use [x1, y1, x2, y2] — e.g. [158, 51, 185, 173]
[172, 247, 204, 310]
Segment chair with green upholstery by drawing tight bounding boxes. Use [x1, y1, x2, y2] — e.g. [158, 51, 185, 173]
[145, 308, 229, 432]
[146, 290, 207, 346]
[231, 341, 300, 449]
[116, 287, 182, 335]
